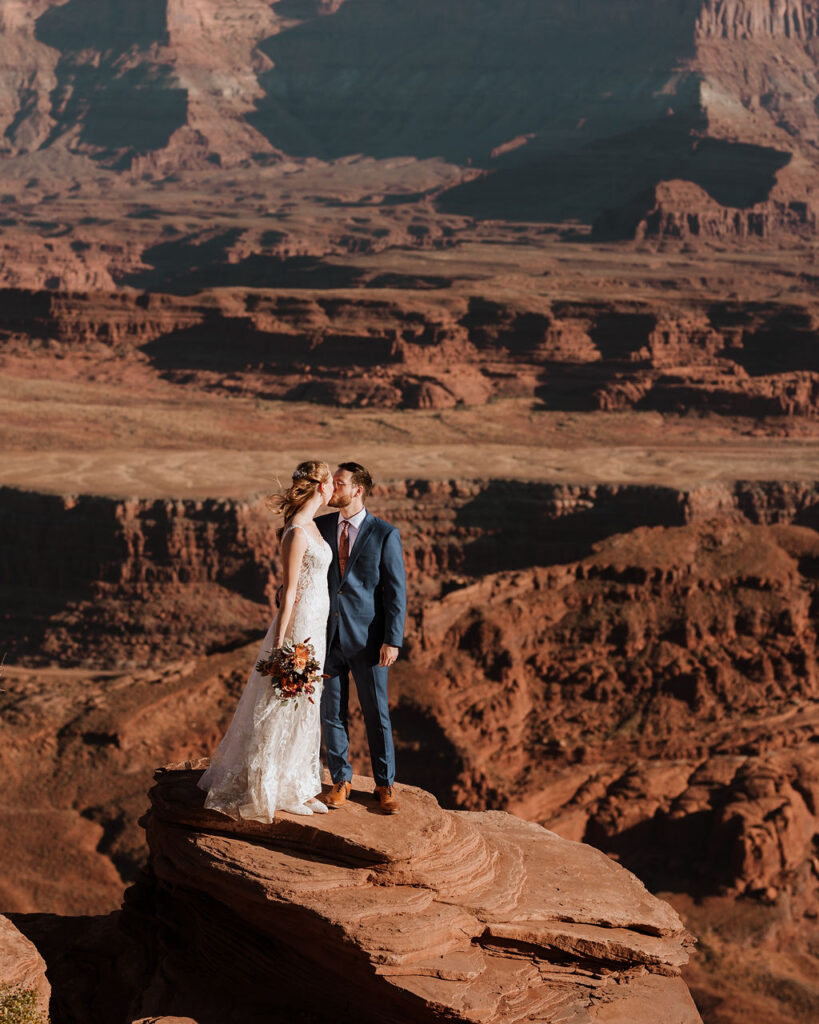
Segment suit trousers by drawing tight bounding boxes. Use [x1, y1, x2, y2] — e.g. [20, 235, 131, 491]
[321, 644, 396, 787]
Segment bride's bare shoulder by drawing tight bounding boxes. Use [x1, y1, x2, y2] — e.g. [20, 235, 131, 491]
[281, 523, 309, 546]
[282, 522, 325, 548]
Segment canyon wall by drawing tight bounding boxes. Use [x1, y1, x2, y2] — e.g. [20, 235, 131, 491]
[0, 0, 811, 167]
[3, 477, 819, 907]
[0, 0, 816, 245]
[0, 0, 702, 165]
[695, 0, 819, 39]
[5, 287, 819, 415]
[10, 477, 819, 668]
[0, 478, 690, 664]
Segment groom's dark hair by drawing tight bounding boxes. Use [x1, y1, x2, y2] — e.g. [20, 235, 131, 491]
[338, 462, 373, 500]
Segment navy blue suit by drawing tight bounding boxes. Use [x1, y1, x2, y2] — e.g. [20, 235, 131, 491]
[316, 510, 407, 786]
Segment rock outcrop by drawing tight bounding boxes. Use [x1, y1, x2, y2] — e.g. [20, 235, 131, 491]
[4, 285, 819, 416]
[125, 764, 701, 1024]
[395, 519, 819, 896]
[695, 0, 819, 39]
[3, 487, 819, 908]
[3, 492, 819, 1021]
[594, 180, 819, 242]
[0, 914, 50, 1016]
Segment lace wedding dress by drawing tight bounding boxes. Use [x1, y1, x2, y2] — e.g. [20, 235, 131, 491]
[197, 525, 332, 820]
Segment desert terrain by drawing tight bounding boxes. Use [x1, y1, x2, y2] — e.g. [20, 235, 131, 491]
[2, 1, 819, 1022]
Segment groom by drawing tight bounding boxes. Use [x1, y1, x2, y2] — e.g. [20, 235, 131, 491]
[317, 462, 407, 814]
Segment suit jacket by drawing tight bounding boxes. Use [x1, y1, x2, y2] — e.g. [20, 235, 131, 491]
[316, 510, 407, 660]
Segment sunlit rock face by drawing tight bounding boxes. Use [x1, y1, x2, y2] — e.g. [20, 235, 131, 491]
[0, 0, 812, 172]
[124, 765, 701, 1024]
[695, 0, 819, 39]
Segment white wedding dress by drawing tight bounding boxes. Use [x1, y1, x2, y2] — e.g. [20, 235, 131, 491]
[197, 524, 332, 820]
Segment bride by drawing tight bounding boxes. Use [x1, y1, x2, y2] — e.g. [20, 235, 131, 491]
[198, 460, 334, 819]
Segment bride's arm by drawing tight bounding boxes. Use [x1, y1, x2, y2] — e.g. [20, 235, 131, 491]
[275, 528, 308, 646]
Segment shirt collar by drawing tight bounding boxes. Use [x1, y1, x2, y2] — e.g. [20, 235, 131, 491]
[338, 507, 368, 531]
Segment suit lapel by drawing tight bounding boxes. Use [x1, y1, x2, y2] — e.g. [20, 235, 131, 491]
[343, 512, 375, 579]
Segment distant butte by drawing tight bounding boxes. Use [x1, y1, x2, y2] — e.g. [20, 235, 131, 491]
[0, 0, 816, 290]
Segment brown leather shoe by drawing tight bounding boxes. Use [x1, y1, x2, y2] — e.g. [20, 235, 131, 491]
[325, 780, 352, 809]
[375, 785, 399, 814]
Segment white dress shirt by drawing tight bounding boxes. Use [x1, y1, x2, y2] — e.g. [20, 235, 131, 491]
[337, 507, 368, 554]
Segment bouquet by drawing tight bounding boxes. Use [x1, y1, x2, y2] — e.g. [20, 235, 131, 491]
[256, 638, 321, 704]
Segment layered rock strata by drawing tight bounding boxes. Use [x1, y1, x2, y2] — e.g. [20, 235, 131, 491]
[0, 0, 817, 292]
[695, 0, 819, 39]
[3, 504, 818, 936]
[594, 180, 819, 241]
[5, 286, 819, 415]
[5, 477, 819, 666]
[126, 765, 701, 1024]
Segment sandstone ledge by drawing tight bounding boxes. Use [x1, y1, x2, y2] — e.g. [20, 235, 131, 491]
[128, 763, 701, 1024]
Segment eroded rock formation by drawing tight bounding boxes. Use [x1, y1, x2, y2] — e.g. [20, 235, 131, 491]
[0, 477, 803, 667]
[3, 483, 818, 915]
[594, 180, 819, 242]
[4, 284, 819, 415]
[0, 914, 50, 1015]
[124, 765, 701, 1024]
[396, 519, 819, 900]
[695, 0, 819, 39]
[0, 0, 816, 296]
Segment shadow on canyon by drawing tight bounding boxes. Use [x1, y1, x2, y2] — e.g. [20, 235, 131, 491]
[8, 901, 340, 1024]
[250, 0, 700, 164]
[585, 809, 735, 898]
[0, 488, 272, 664]
[454, 480, 687, 572]
[123, 243, 368, 294]
[0, 489, 103, 662]
[139, 310, 393, 376]
[438, 123, 792, 225]
[35, 0, 185, 161]
[10, 0, 792, 230]
[0, 483, 694, 665]
[8, 911, 133, 1024]
[250, 2, 788, 222]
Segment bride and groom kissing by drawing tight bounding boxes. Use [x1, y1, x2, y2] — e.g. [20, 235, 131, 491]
[198, 460, 408, 819]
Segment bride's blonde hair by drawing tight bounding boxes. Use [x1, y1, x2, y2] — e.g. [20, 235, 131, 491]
[267, 460, 332, 538]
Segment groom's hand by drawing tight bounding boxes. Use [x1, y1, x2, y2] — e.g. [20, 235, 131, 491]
[379, 644, 399, 667]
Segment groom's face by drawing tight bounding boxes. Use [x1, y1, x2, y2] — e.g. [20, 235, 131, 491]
[329, 469, 356, 508]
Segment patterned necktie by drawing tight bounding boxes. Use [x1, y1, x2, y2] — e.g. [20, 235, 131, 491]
[338, 520, 350, 576]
